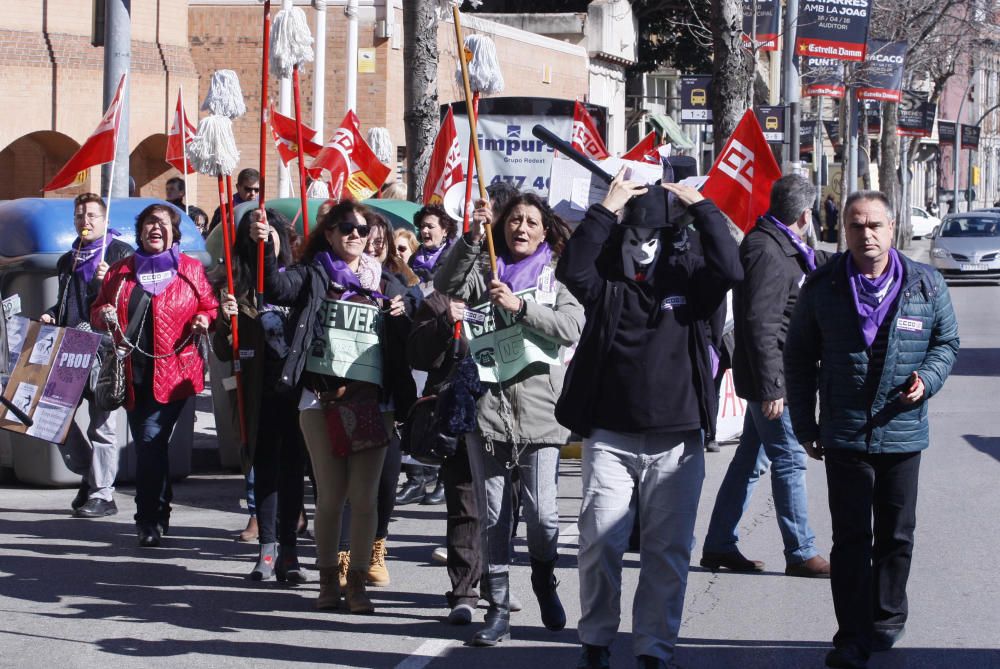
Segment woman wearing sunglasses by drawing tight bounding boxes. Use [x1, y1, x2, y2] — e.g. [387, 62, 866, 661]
[251, 200, 412, 614]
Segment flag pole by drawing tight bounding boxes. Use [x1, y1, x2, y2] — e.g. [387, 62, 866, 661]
[100, 72, 128, 267]
[180, 85, 190, 217]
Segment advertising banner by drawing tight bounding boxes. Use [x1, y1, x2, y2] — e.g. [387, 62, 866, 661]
[464, 284, 563, 385]
[742, 0, 780, 51]
[795, 0, 872, 62]
[823, 119, 843, 150]
[856, 39, 907, 102]
[756, 106, 786, 143]
[305, 299, 384, 386]
[897, 90, 936, 137]
[1, 319, 102, 444]
[800, 56, 846, 97]
[938, 120, 956, 144]
[680, 76, 714, 124]
[962, 124, 981, 150]
[800, 120, 818, 157]
[860, 100, 882, 135]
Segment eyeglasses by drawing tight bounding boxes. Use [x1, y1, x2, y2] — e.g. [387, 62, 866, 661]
[241, 186, 261, 194]
[73, 213, 104, 222]
[335, 221, 371, 237]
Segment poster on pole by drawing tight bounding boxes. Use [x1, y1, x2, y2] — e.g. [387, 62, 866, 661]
[897, 90, 936, 137]
[680, 76, 713, 124]
[856, 40, 907, 102]
[795, 0, 872, 62]
[742, 0, 780, 51]
[755, 106, 786, 143]
[799, 120, 818, 157]
[860, 100, 882, 136]
[0, 319, 102, 444]
[305, 299, 384, 386]
[938, 120, 956, 144]
[962, 124, 981, 150]
[800, 56, 846, 98]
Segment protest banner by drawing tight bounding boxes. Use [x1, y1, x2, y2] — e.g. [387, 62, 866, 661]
[680, 76, 713, 124]
[305, 299, 383, 386]
[856, 39, 907, 102]
[0, 318, 102, 444]
[463, 278, 563, 385]
[795, 0, 871, 62]
[742, 0, 780, 51]
[897, 90, 936, 138]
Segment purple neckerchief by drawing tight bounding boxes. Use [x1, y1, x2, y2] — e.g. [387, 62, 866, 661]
[846, 249, 903, 347]
[411, 239, 451, 277]
[496, 242, 553, 293]
[71, 229, 121, 283]
[316, 252, 386, 301]
[134, 243, 180, 296]
[766, 215, 816, 272]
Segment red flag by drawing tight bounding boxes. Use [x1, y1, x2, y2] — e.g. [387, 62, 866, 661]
[44, 74, 127, 191]
[571, 100, 609, 160]
[165, 90, 197, 174]
[269, 104, 323, 166]
[701, 110, 781, 233]
[309, 111, 391, 201]
[423, 107, 464, 205]
[622, 131, 662, 165]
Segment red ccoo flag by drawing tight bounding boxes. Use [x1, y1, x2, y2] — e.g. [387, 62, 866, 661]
[44, 73, 127, 191]
[622, 131, 663, 165]
[423, 107, 464, 205]
[571, 100, 609, 160]
[701, 109, 781, 233]
[309, 111, 391, 202]
[270, 104, 323, 166]
[165, 90, 197, 174]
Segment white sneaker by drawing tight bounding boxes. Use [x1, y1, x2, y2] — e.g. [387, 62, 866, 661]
[431, 546, 448, 564]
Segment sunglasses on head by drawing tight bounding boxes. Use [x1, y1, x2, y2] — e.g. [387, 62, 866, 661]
[334, 221, 371, 237]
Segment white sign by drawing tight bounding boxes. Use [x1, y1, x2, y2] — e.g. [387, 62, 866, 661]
[548, 155, 664, 223]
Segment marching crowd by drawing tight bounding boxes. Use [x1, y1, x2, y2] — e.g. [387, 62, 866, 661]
[39, 164, 959, 669]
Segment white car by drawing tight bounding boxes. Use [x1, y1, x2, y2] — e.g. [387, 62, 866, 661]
[910, 206, 940, 239]
[929, 213, 1000, 283]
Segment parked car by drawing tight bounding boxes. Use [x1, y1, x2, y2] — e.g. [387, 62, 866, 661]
[910, 206, 940, 239]
[929, 212, 1000, 283]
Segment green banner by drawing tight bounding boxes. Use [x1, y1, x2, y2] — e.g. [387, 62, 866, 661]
[463, 288, 562, 384]
[305, 299, 383, 386]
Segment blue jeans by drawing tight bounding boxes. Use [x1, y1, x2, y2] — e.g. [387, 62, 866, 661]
[703, 403, 818, 565]
[128, 394, 185, 526]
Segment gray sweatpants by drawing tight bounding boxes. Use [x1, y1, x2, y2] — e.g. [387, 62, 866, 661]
[59, 399, 120, 502]
[577, 428, 705, 663]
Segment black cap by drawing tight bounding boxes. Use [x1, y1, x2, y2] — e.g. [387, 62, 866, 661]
[664, 156, 698, 183]
[621, 188, 669, 229]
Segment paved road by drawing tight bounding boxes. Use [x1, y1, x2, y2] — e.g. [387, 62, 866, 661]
[1, 241, 999, 669]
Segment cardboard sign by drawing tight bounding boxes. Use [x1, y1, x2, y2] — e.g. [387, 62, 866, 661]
[464, 288, 563, 384]
[680, 76, 713, 124]
[795, 0, 872, 62]
[548, 154, 663, 224]
[0, 319, 102, 444]
[305, 299, 384, 386]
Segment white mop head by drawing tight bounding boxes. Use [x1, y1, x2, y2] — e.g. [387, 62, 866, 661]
[435, 0, 482, 21]
[460, 34, 504, 96]
[201, 70, 247, 119]
[270, 6, 314, 79]
[186, 115, 240, 177]
[367, 127, 394, 165]
[307, 179, 331, 199]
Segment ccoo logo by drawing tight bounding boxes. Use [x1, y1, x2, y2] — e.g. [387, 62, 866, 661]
[718, 139, 754, 192]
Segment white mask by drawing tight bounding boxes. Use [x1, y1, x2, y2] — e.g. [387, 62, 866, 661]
[621, 227, 660, 276]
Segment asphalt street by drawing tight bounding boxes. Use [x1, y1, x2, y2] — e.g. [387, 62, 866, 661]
[1, 240, 998, 669]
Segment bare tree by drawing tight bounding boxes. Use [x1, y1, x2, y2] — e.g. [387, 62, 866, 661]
[403, 1, 440, 202]
[710, 0, 756, 142]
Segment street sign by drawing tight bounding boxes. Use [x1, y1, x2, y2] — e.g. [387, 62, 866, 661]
[898, 90, 936, 138]
[856, 39, 907, 102]
[680, 76, 713, 125]
[755, 105, 786, 143]
[742, 0, 780, 51]
[795, 0, 872, 62]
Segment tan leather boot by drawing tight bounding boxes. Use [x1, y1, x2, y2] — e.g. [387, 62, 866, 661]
[345, 570, 375, 614]
[315, 566, 340, 610]
[337, 550, 350, 589]
[367, 538, 390, 586]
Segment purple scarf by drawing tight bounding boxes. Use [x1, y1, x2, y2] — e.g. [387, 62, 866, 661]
[71, 229, 120, 283]
[846, 249, 903, 347]
[411, 239, 451, 277]
[134, 243, 180, 296]
[766, 215, 816, 272]
[316, 251, 385, 300]
[497, 242, 553, 292]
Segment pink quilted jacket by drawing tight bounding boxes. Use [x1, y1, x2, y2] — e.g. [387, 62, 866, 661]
[91, 253, 218, 410]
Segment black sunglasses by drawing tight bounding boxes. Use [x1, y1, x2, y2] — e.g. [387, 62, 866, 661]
[335, 221, 371, 237]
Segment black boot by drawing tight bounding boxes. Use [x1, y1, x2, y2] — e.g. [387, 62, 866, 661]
[250, 542, 278, 581]
[395, 476, 426, 506]
[276, 544, 308, 584]
[472, 573, 510, 646]
[421, 479, 446, 505]
[530, 557, 566, 631]
[577, 644, 610, 669]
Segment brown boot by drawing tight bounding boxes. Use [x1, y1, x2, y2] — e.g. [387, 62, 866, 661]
[315, 566, 341, 610]
[337, 550, 351, 589]
[237, 516, 259, 543]
[345, 570, 375, 614]
[367, 538, 390, 587]
[785, 555, 831, 578]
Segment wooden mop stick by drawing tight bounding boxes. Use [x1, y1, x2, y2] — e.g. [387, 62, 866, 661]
[257, 0, 272, 304]
[292, 65, 310, 242]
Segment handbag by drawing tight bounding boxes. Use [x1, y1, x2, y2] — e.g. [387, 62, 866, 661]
[318, 382, 389, 457]
[93, 291, 149, 412]
[399, 394, 458, 466]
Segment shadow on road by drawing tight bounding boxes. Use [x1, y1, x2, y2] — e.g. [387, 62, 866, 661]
[949, 348, 1000, 377]
[964, 434, 1000, 463]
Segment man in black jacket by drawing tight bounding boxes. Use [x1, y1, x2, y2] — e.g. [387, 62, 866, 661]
[701, 174, 831, 578]
[41, 192, 133, 518]
[556, 170, 743, 669]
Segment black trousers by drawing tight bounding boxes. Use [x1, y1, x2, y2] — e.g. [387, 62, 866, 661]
[440, 439, 481, 607]
[254, 393, 306, 546]
[825, 450, 921, 655]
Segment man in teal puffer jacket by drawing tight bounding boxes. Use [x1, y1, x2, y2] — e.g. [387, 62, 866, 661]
[785, 191, 959, 669]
